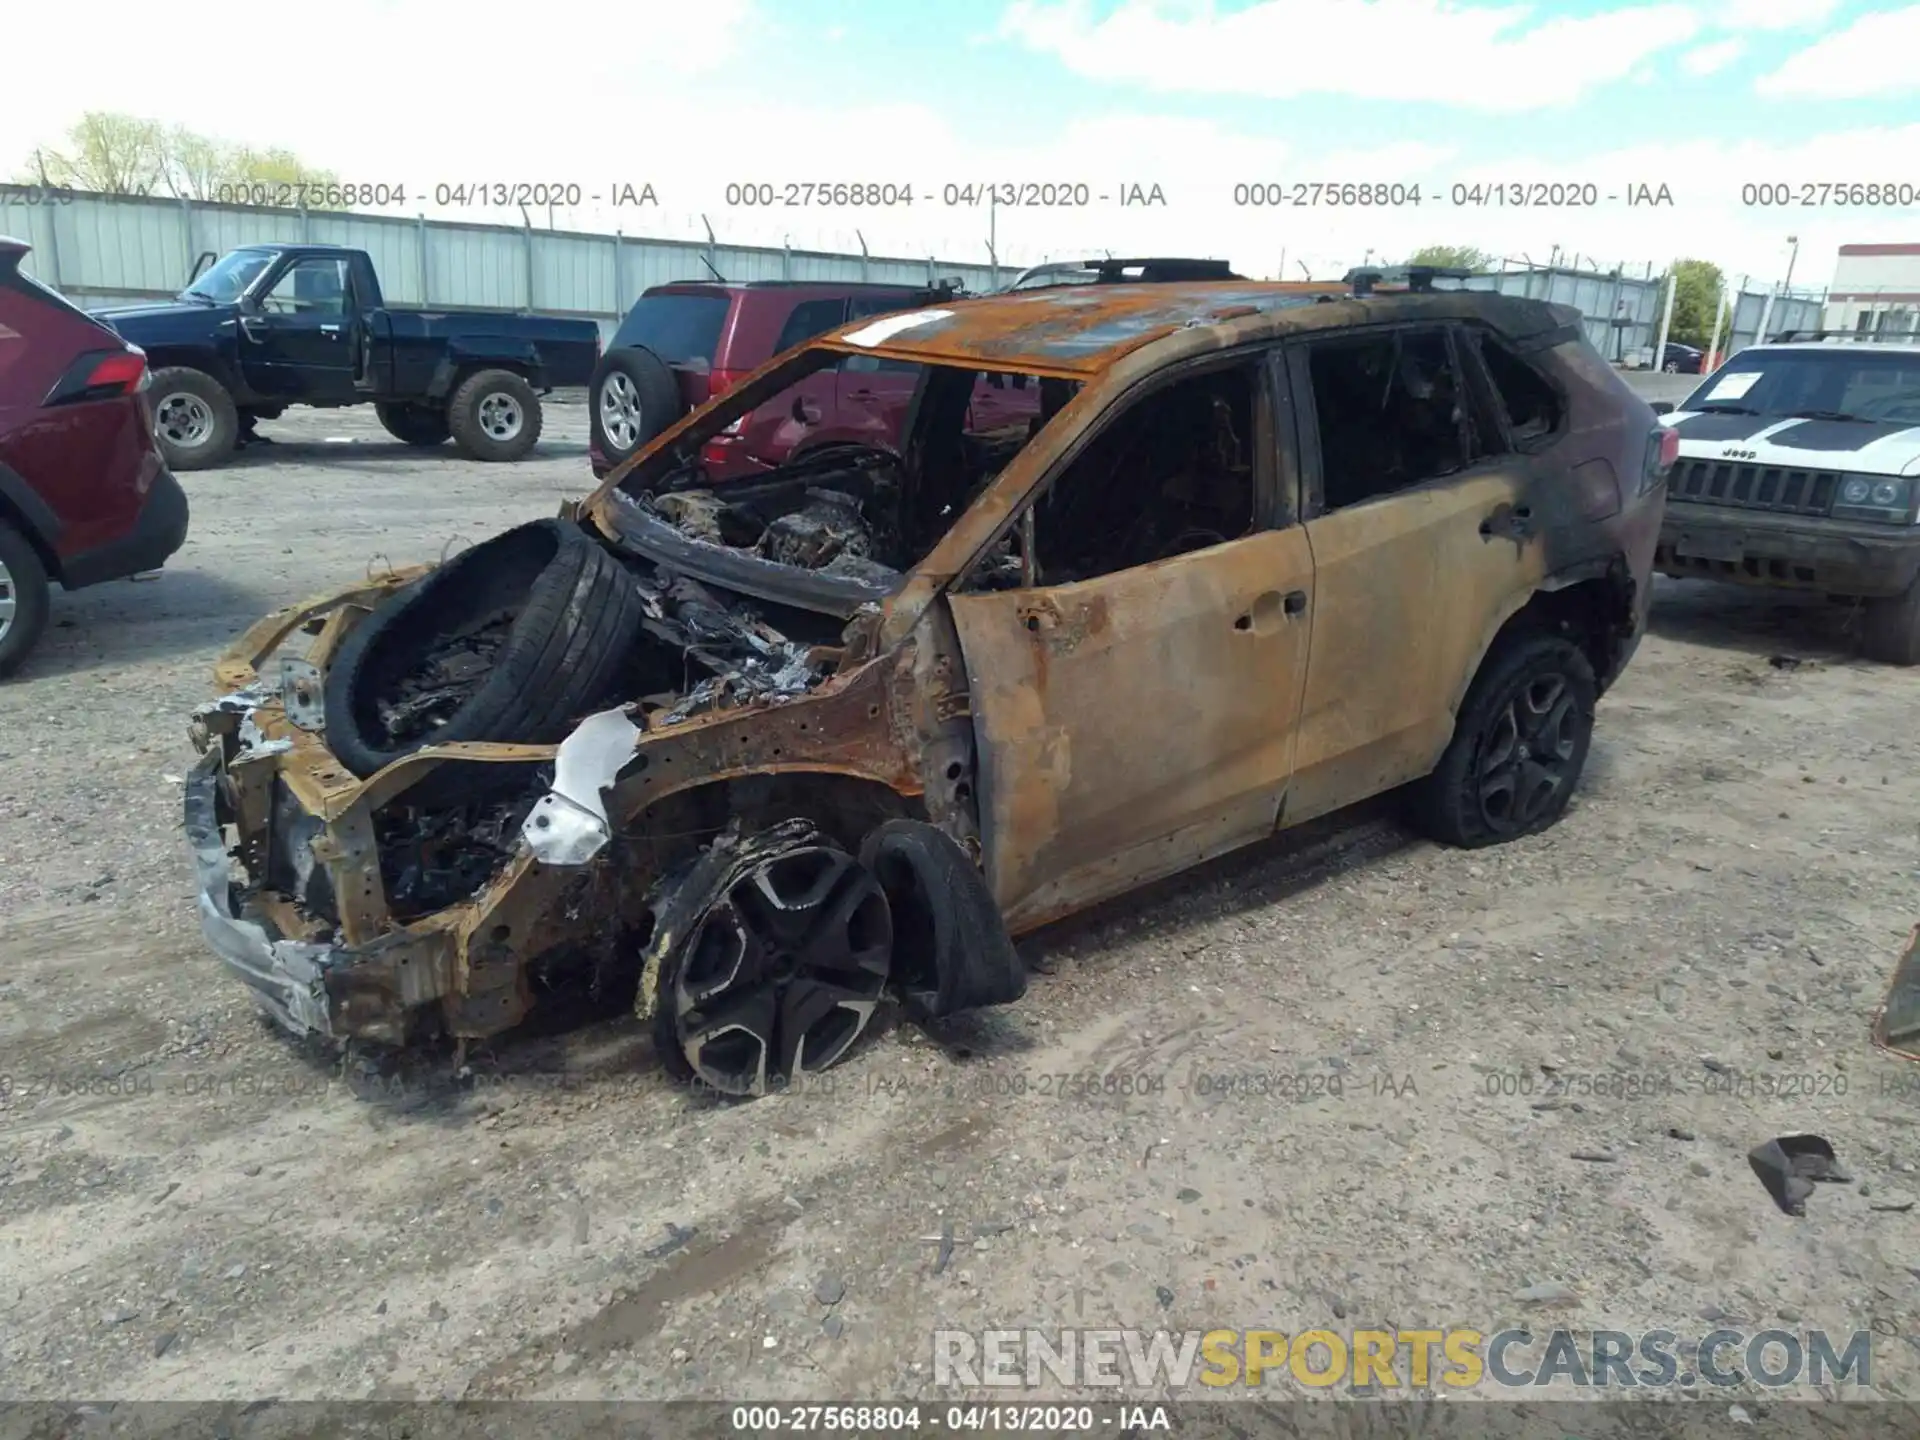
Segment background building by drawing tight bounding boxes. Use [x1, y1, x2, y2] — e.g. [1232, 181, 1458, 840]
[1823, 243, 1920, 337]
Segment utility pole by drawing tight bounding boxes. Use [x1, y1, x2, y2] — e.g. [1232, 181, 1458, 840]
[1652, 264, 1678, 371]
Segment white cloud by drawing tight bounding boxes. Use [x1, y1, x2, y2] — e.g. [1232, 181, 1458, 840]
[1714, 0, 1837, 28]
[1680, 37, 1747, 73]
[0, 0, 757, 176]
[1754, 4, 1920, 95]
[997, 0, 1704, 112]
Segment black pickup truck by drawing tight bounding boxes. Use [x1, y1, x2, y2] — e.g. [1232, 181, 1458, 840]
[96, 245, 600, 469]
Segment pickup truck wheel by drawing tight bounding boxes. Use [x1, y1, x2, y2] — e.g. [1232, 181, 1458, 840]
[150, 367, 238, 470]
[0, 520, 52, 680]
[448, 369, 542, 462]
[1862, 576, 1920, 666]
[1409, 634, 1597, 849]
[590, 348, 682, 466]
[321, 518, 645, 801]
[375, 401, 451, 447]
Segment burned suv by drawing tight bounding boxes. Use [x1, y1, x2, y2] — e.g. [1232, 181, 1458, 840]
[185, 279, 1669, 1096]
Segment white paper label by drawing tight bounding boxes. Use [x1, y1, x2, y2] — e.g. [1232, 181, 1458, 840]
[1704, 371, 1762, 401]
[840, 309, 954, 347]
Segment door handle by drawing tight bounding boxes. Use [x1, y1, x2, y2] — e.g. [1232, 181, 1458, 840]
[1234, 590, 1305, 633]
[791, 395, 822, 424]
[320, 323, 342, 336]
[1479, 504, 1534, 540]
[239, 316, 269, 342]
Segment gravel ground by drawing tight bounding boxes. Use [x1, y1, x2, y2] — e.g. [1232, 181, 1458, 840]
[5, 378, 1919, 1412]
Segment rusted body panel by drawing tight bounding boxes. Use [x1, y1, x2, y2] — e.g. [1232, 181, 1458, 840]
[186, 278, 1662, 1051]
[1286, 471, 1544, 825]
[189, 570, 936, 1042]
[950, 528, 1315, 931]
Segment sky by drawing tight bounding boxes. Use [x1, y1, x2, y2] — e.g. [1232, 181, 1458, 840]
[4, 0, 1917, 288]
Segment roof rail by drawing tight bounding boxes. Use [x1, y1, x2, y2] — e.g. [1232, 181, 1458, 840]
[1343, 264, 1476, 297]
[1002, 256, 1243, 292]
[1765, 327, 1919, 344]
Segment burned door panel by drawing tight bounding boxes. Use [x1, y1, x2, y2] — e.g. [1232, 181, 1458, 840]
[948, 527, 1315, 932]
[1288, 470, 1543, 824]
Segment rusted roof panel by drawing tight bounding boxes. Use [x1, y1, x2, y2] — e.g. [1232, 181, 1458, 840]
[816, 283, 1581, 375]
[814, 281, 1348, 374]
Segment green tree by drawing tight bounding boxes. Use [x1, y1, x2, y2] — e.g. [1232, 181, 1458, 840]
[25, 112, 165, 193]
[1666, 258, 1725, 348]
[1405, 244, 1490, 272]
[19, 113, 336, 200]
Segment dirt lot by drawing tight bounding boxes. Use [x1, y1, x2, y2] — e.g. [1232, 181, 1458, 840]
[5, 382, 1920, 1408]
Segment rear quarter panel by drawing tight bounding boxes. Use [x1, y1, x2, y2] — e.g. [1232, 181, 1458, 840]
[0, 280, 158, 562]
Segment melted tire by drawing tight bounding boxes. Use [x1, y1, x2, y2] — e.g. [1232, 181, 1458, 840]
[859, 819, 1026, 1019]
[321, 519, 645, 798]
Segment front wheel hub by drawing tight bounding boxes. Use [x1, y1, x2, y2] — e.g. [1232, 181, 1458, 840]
[671, 842, 893, 1096]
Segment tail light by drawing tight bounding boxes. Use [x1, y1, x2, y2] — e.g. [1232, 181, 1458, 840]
[44, 345, 148, 405]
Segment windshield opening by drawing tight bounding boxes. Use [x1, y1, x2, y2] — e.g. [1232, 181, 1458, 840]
[604, 347, 1070, 597]
[1684, 348, 1920, 425]
[184, 249, 276, 303]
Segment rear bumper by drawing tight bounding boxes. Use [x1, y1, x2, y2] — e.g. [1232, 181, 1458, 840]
[61, 459, 188, 589]
[1656, 501, 1920, 599]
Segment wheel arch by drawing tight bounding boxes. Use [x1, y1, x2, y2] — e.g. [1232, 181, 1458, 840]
[1447, 556, 1638, 720]
[0, 465, 65, 583]
[144, 348, 246, 399]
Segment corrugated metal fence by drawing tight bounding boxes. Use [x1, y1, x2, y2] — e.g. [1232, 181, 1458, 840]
[0, 186, 1005, 342]
[2, 185, 1816, 360]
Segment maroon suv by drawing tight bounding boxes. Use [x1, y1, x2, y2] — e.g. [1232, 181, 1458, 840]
[589, 280, 1042, 481]
[0, 237, 189, 676]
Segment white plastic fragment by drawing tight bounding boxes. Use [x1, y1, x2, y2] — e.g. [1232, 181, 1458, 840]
[521, 708, 643, 865]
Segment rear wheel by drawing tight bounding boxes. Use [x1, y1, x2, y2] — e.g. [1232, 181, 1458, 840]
[1411, 634, 1597, 848]
[1862, 575, 1920, 666]
[448, 369, 542, 461]
[150, 367, 238, 470]
[375, 401, 451, 447]
[0, 520, 51, 680]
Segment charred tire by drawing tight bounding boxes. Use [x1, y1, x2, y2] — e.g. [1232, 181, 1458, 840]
[860, 820, 1026, 1020]
[448, 369, 542, 462]
[321, 519, 645, 796]
[149, 367, 239, 470]
[375, 401, 452, 447]
[0, 519, 52, 680]
[1862, 576, 1920, 666]
[1410, 634, 1597, 849]
[590, 347, 683, 467]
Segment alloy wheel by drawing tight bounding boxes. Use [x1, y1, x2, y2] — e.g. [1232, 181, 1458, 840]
[670, 842, 893, 1096]
[599, 372, 641, 450]
[1472, 672, 1581, 835]
[154, 392, 213, 449]
[478, 392, 524, 443]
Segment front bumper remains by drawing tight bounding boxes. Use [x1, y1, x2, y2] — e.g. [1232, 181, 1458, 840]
[1656, 502, 1920, 598]
[186, 745, 348, 1037]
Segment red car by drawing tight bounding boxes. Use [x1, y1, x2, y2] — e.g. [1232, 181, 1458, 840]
[588, 280, 1042, 481]
[0, 237, 189, 677]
